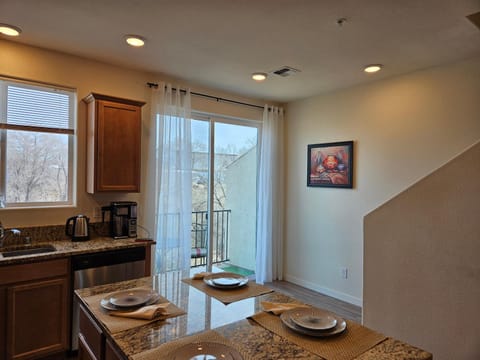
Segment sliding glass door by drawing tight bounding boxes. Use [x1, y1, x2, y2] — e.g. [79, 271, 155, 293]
[190, 115, 259, 276]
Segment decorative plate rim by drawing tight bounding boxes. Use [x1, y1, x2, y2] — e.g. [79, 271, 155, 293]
[171, 341, 243, 360]
[280, 309, 347, 337]
[203, 272, 249, 289]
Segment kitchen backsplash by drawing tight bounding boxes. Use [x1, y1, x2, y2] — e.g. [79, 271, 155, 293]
[2, 222, 110, 247]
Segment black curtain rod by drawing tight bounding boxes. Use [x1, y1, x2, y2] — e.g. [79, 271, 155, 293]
[147, 82, 265, 110]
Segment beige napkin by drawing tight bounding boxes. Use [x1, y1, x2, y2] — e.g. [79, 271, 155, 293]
[261, 301, 310, 315]
[192, 271, 213, 280]
[109, 302, 170, 320]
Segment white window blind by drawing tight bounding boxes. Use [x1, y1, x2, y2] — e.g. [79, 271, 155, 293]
[0, 83, 74, 134]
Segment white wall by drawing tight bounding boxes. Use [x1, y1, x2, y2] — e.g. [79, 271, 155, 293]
[0, 39, 267, 236]
[226, 148, 257, 271]
[285, 56, 480, 305]
[363, 141, 480, 360]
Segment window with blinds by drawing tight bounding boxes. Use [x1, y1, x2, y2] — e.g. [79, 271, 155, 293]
[0, 79, 76, 208]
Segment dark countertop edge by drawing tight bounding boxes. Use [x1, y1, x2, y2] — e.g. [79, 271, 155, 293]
[0, 238, 155, 266]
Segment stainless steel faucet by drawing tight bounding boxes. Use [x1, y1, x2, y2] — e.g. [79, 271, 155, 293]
[0, 222, 21, 247]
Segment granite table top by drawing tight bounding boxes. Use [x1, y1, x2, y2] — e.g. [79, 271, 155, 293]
[75, 272, 433, 360]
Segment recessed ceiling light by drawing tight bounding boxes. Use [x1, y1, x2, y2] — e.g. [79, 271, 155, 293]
[252, 72, 267, 81]
[125, 35, 145, 47]
[364, 64, 383, 73]
[0, 24, 22, 37]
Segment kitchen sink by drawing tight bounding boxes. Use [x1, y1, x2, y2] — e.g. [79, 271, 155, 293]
[1, 244, 57, 257]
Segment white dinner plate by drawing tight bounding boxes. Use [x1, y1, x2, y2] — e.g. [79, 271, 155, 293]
[203, 272, 248, 289]
[109, 288, 156, 307]
[171, 342, 243, 360]
[290, 309, 337, 331]
[280, 309, 346, 337]
[212, 277, 241, 286]
[100, 292, 161, 311]
[101, 289, 157, 308]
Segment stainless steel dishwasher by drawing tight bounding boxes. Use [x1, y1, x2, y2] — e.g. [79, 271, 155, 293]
[71, 246, 146, 351]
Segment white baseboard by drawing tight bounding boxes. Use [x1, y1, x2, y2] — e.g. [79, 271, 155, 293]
[284, 274, 363, 307]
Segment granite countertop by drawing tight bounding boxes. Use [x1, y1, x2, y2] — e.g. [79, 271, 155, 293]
[75, 273, 432, 360]
[0, 223, 154, 265]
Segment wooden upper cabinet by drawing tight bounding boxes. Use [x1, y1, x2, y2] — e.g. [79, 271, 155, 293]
[83, 93, 146, 193]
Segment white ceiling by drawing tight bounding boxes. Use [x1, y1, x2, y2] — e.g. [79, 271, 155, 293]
[1, 0, 480, 102]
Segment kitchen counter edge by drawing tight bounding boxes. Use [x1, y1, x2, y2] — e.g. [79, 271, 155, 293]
[0, 238, 155, 266]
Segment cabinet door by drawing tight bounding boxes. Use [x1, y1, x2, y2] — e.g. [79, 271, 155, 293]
[79, 305, 104, 360]
[96, 100, 141, 192]
[105, 338, 125, 360]
[6, 277, 68, 360]
[78, 334, 98, 360]
[0, 286, 6, 360]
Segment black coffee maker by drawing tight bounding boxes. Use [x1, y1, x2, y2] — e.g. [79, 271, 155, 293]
[102, 201, 137, 239]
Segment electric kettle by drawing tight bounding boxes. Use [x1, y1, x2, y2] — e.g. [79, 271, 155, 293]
[65, 215, 90, 241]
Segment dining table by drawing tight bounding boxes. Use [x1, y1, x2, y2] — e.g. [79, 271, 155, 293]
[74, 270, 432, 360]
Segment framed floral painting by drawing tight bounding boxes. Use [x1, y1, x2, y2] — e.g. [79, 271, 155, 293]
[307, 141, 353, 188]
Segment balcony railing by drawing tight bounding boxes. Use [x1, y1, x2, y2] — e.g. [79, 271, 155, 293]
[191, 209, 231, 267]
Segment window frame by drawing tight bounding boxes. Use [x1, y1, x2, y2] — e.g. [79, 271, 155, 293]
[0, 78, 77, 209]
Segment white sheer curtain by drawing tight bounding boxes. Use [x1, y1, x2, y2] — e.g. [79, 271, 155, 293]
[256, 105, 285, 284]
[151, 83, 192, 273]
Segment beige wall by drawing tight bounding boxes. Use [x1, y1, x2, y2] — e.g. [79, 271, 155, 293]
[285, 56, 480, 305]
[0, 39, 267, 235]
[364, 142, 480, 360]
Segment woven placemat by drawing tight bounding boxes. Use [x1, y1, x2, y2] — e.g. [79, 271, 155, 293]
[82, 288, 186, 334]
[132, 330, 251, 360]
[182, 278, 273, 304]
[250, 311, 386, 360]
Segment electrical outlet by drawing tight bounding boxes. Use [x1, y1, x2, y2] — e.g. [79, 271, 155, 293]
[340, 267, 348, 279]
[93, 207, 102, 219]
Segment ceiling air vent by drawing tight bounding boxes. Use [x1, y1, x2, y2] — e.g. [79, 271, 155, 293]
[272, 66, 301, 77]
[466, 11, 480, 31]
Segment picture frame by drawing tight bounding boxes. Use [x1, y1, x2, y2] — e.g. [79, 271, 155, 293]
[307, 140, 353, 188]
